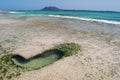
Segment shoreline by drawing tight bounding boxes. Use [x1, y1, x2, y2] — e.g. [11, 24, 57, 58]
[48, 15, 120, 25]
[1, 10, 120, 25]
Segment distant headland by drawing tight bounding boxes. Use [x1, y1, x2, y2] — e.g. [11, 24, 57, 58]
[41, 6, 61, 11]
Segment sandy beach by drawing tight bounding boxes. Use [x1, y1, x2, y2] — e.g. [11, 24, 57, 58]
[0, 16, 120, 80]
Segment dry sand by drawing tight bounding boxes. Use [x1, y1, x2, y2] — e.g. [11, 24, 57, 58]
[0, 16, 120, 80]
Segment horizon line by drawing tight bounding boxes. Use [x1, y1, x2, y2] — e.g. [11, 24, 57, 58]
[0, 6, 120, 12]
[1, 9, 120, 13]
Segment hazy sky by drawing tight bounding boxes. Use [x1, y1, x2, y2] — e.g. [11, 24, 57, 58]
[0, 0, 120, 11]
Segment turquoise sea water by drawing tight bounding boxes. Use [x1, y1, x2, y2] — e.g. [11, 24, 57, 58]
[0, 10, 120, 37]
[1, 10, 120, 24]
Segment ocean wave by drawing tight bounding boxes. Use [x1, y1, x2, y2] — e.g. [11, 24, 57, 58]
[9, 11, 18, 13]
[0, 10, 23, 14]
[48, 15, 120, 25]
[9, 11, 23, 14]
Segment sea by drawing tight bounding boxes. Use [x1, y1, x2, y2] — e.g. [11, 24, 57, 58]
[1, 10, 120, 25]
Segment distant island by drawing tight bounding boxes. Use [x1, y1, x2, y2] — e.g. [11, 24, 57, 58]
[41, 6, 61, 11]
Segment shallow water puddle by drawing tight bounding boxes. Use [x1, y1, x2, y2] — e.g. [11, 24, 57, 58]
[12, 49, 64, 70]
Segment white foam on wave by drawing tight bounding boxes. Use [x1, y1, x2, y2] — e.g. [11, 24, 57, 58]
[9, 11, 18, 13]
[9, 11, 23, 14]
[48, 15, 120, 25]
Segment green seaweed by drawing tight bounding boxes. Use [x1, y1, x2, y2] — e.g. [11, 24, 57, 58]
[54, 43, 81, 57]
[12, 43, 81, 70]
[0, 54, 24, 80]
[0, 42, 81, 80]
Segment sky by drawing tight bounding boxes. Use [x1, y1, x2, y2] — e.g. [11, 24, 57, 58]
[0, 0, 120, 11]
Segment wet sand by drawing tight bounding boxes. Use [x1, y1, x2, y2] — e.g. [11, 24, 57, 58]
[0, 16, 120, 80]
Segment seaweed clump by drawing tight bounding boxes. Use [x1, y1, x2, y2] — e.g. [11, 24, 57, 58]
[54, 43, 81, 57]
[0, 54, 24, 80]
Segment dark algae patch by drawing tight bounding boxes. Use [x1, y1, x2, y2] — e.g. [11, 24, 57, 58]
[0, 54, 24, 80]
[0, 43, 81, 80]
[54, 43, 81, 57]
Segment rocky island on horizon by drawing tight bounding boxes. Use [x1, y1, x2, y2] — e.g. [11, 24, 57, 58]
[41, 6, 61, 11]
